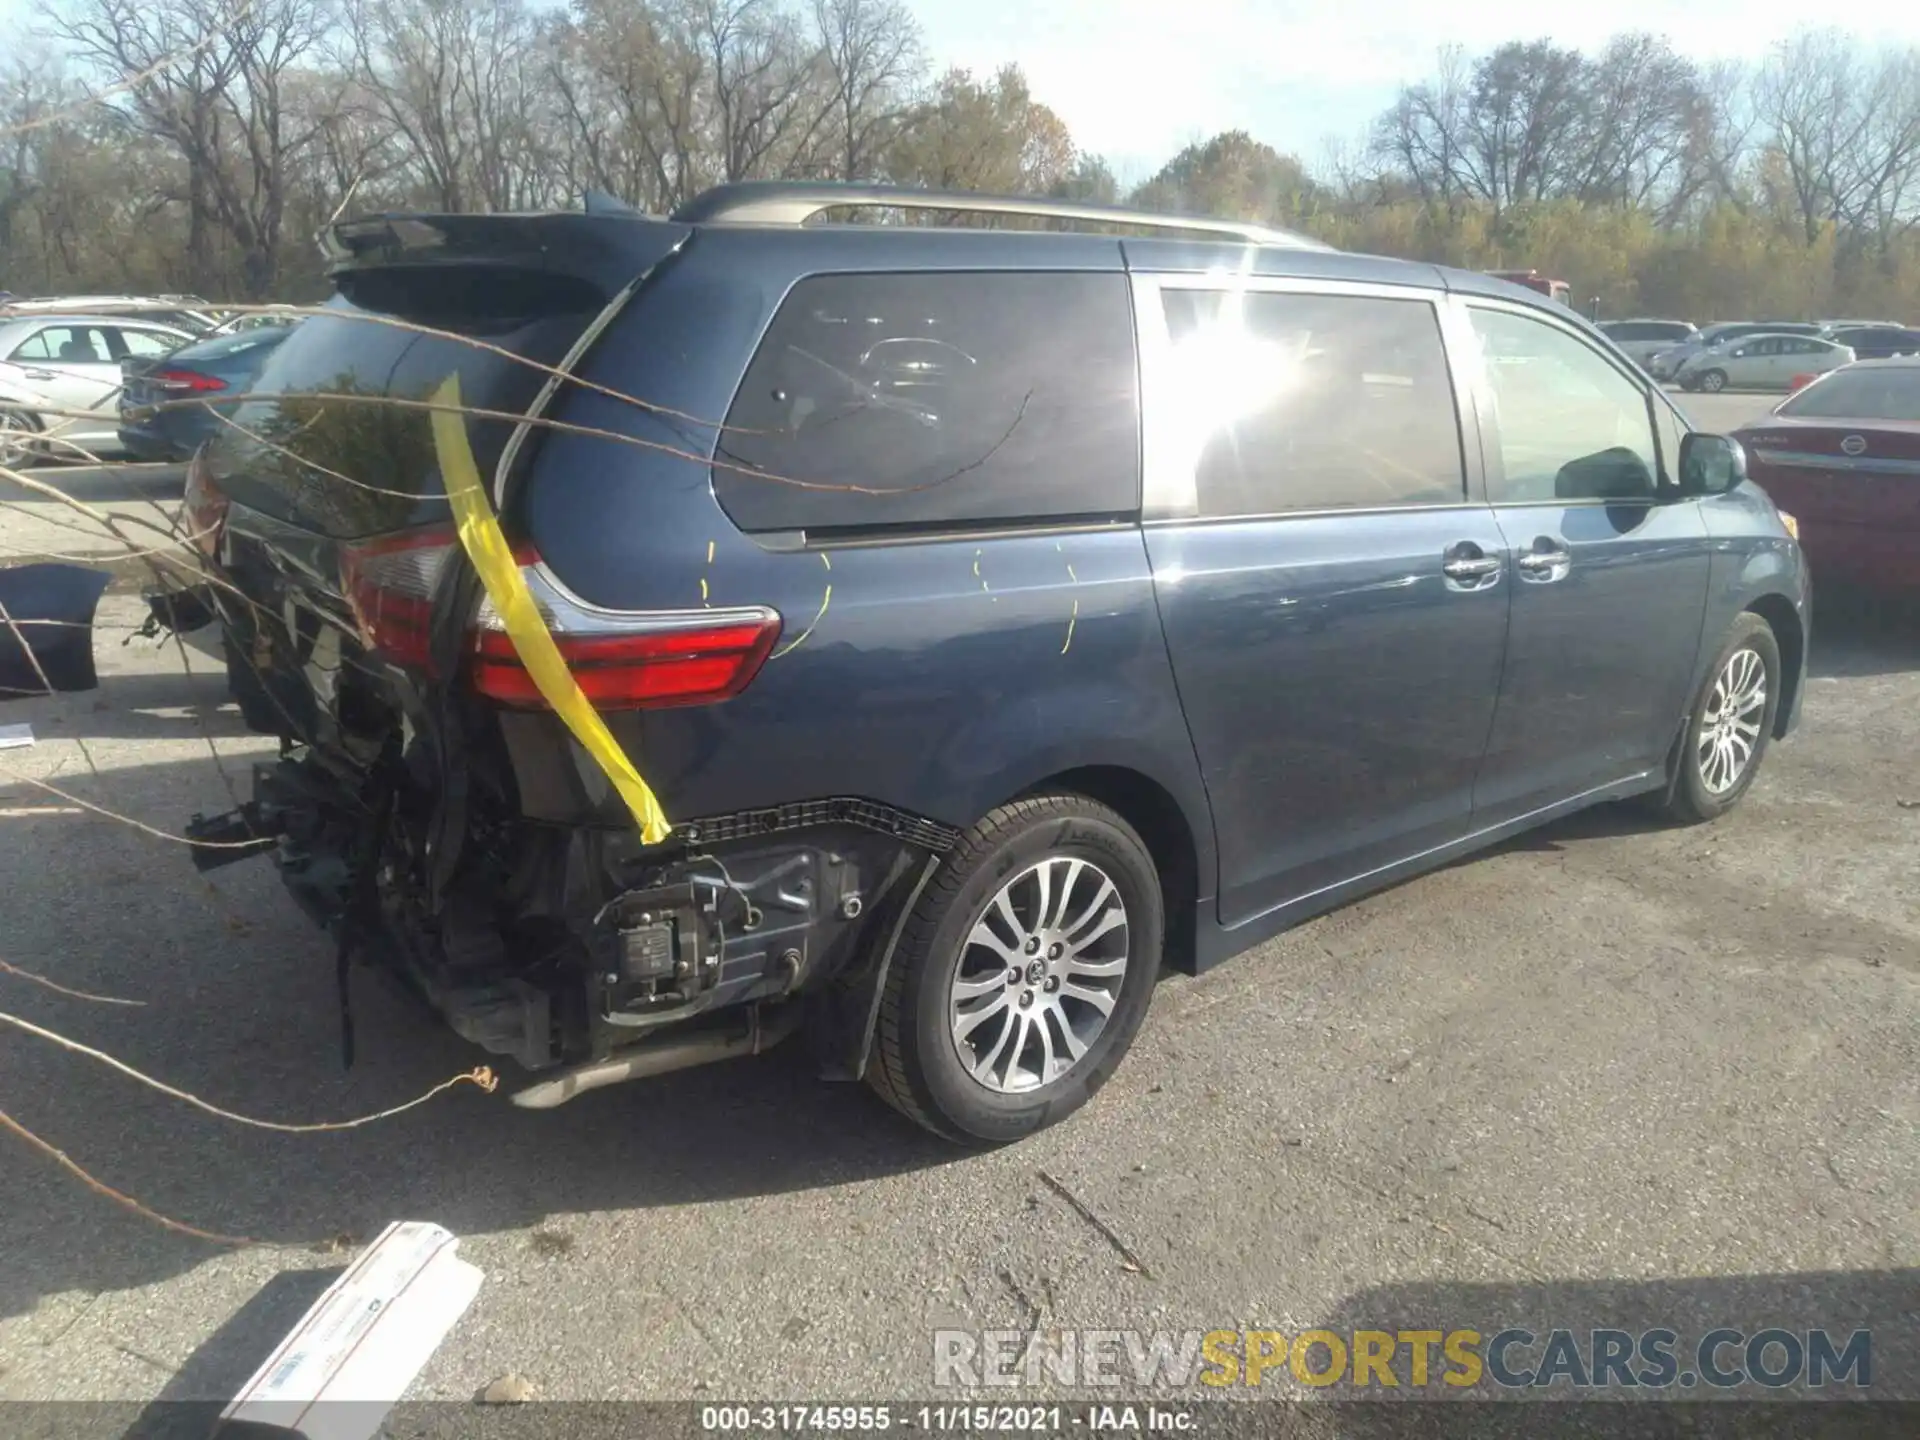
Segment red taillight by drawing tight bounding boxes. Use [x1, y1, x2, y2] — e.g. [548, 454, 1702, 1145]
[339, 529, 455, 670]
[471, 618, 780, 709]
[339, 532, 782, 709]
[182, 451, 229, 558]
[151, 369, 227, 393]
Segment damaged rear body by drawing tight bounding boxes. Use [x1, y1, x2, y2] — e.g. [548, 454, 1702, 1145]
[175, 203, 1189, 1107]
[177, 212, 967, 1099]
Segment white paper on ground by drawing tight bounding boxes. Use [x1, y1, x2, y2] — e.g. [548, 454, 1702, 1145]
[0, 723, 33, 749]
[220, 1220, 484, 1440]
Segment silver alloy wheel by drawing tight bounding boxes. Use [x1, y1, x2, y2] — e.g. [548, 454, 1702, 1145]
[1698, 646, 1767, 795]
[948, 855, 1130, 1094]
[1701, 369, 1727, 392]
[0, 410, 30, 468]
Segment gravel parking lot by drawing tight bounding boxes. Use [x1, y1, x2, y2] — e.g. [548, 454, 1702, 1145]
[1, 390, 1915, 1416]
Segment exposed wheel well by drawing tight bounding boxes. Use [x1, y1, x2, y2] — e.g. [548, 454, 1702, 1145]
[1019, 765, 1202, 974]
[1744, 593, 1803, 738]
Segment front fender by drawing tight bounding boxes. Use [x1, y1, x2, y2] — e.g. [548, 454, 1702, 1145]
[0, 374, 52, 411]
[1699, 484, 1811, 736]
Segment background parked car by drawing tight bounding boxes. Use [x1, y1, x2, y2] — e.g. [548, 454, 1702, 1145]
[209, 309, 303, 336]
[1676, 333, 1854, 391]
[1817, 318, 1904, 336]
[1735, 357, 1920, 595]
[117, 324, 296, 462]
[0, 313, 194, 463]
[1597, 318, 1697, 368]
[1647, 321, 1824, 382]
[1823, 325, 1920, 360]
[2, 294, 219, 334]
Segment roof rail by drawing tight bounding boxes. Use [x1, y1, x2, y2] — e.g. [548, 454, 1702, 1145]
[669, 182, 1334, 250]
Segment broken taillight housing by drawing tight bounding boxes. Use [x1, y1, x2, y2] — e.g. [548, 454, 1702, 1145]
[182, 449, 230, 559]
[338, 528, 782, 709]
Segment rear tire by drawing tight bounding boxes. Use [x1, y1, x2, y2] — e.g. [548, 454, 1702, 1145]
[1657, 613, 1780, 825]
[867, 795, 1163, 1145]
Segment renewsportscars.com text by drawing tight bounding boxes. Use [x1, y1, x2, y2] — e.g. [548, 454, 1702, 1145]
[932, 1327, 1872, 1392]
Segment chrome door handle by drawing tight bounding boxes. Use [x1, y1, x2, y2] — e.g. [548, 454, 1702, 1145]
[1443, 555, 1502, 579]
[1515, 549, 1571, 571]
[21, 368, 56, 381]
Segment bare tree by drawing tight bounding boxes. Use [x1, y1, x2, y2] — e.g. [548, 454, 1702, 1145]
[1371, 46, 1474, 211]
[44, 0, 331, 296]
[811, 0, 918, 182]
[342, 0, 558, 213]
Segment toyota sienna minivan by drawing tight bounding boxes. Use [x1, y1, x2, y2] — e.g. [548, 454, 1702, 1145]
[166, 183, 1810, 1143]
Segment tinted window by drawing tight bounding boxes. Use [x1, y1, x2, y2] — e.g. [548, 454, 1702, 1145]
[715, 272, 1139, 535]
[1776, 368, 1920, 421]
[1470, 307, 1658, 503]
[207, 295, 589, 538]
[1159, 289, 1464, 517]
[1609, 321, 1690, 343]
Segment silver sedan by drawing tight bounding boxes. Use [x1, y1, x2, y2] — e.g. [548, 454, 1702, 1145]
[0, 313, 194, 464]
[1675, 333, 1856, 392]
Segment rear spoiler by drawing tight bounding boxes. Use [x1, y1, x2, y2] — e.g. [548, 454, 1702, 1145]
[319, 210, 692, 303]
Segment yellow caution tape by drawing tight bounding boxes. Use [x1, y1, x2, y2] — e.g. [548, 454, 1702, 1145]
[429, 375, 671, 844]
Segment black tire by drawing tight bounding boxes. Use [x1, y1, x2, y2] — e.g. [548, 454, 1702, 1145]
[867, 794, 1163, 1145]
[1658, 612, 1781, 824]
[1699, 368, 1728, 393]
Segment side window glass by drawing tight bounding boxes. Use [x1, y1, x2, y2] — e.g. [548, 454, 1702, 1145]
[1468, 307, 1658, 504]
[31, 327, 109, 364]
[716, 272, 1140, 534]
[117, 329, 176, 357]
[10, 329, 54, 362]
[1160, 289, 1465, 518]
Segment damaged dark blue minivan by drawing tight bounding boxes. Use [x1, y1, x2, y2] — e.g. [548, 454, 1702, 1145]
[173, 183, 1809, 1143]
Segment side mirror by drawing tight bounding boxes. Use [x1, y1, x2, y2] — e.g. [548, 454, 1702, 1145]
[1679, 432, 1747, 497]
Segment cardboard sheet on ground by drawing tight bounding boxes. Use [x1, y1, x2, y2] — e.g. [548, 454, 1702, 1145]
[220, 1220, 483, 1440]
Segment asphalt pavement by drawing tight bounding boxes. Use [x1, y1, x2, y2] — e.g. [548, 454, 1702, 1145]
[0, 391, 1915, 1414]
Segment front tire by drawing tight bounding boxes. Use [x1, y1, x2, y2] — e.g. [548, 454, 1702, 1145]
[867, 795, 1163, 1144]
[0, 409, 38, 469]
[1698, 368, 1728, 393]
[1659, 613, 1781, 824]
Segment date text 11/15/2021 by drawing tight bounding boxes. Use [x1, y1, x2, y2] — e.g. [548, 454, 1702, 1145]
[699, 1405, 1196, 1433]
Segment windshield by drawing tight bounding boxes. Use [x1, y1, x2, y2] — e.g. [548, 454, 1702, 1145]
[1776, 369, 1920, 421]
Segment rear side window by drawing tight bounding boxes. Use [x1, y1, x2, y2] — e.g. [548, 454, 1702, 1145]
[1161, 289, 1465, 518]
[714, 272, 1140, 535]
[12, 325, 111, 363]
[1777, 369, 1920, 420]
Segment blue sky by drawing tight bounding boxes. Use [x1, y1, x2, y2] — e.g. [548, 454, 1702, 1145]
[8, 0, 1920, 182]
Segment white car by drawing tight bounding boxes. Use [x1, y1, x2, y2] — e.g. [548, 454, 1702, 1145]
[1674, 332, 1856, 392]
[2, 294, 220, 335]
[0, 313, 195, 463]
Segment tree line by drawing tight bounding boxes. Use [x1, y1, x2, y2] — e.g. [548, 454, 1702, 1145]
[4, 2, 1920, 323]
